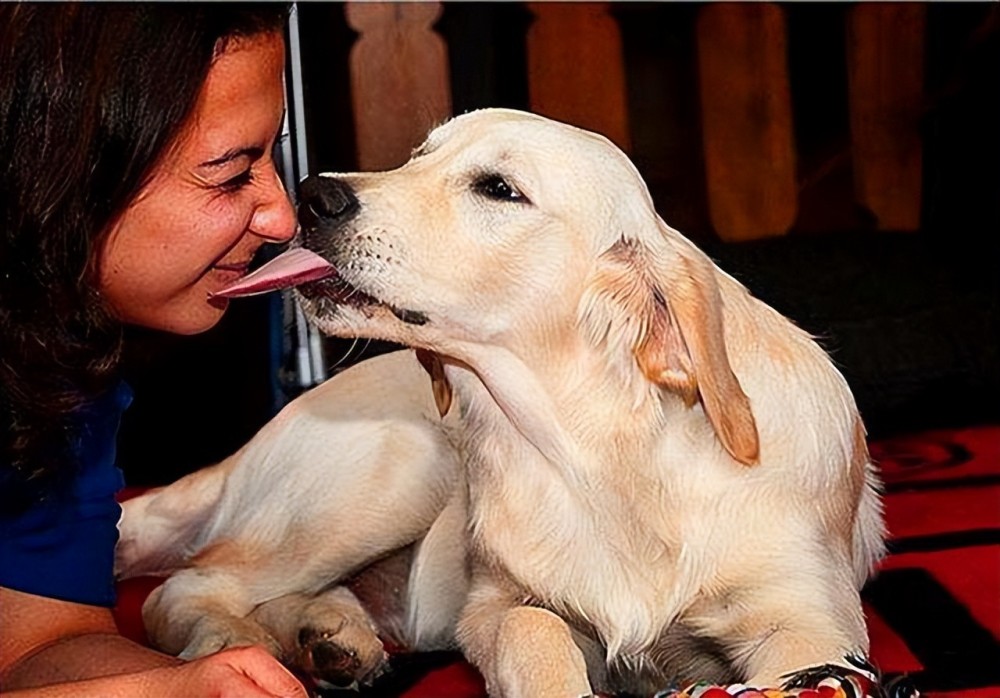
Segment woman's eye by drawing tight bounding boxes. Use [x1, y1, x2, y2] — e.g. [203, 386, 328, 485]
[218, 169, 255, 192]
[472, 174, 527, 203]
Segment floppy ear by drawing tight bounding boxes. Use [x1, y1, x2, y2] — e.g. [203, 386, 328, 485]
[415, 349, 453, 418]
[581, 232, 759, 466]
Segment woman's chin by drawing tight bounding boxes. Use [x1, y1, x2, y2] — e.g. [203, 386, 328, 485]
[123, 302, 228, 336]
[177, 302, 229, 335]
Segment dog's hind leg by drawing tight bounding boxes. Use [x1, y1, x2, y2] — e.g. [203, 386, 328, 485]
[405, 482, 470, 650]
[116, 460, 233, 578]
[142, 563, 282, 660]
[141, 534, 327, 662]
[251, 585, 389, 690]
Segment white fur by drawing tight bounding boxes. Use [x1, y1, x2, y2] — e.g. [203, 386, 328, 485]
[118, 109, 884, 695]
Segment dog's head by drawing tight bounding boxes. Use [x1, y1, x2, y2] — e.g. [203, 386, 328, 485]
[296, 109, 758, 465]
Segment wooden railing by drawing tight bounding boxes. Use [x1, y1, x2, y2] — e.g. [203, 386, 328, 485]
[342, 2, 925, 241]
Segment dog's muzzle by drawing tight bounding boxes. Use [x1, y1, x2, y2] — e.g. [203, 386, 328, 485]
[292, 175, 428, 327]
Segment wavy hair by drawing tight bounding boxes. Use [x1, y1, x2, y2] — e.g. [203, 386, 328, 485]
[0, 3, 289, 511]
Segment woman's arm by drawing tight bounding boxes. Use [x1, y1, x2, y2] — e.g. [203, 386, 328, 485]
[0, 587, 306, 697]
[0, 587, 178, 686]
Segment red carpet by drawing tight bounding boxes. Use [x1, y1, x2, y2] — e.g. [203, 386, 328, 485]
[863, 425, 1000, 697]
[115, 425, 1000, 697]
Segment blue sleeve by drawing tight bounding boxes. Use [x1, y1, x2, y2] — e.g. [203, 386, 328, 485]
[0, 382, 131, 607]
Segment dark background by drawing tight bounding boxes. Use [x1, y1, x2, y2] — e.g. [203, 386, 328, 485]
[117, 2, 1000, 487]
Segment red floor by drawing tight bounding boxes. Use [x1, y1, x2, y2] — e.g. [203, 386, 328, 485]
[115, 424, 1000, 697]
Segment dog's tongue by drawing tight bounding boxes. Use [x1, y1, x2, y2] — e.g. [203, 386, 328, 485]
[210, 248, 335, 299]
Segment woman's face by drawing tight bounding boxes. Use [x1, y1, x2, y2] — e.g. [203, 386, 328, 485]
[99, 31, 296, 334]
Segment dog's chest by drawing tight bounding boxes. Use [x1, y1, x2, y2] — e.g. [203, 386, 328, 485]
[460, 404, 698, 654]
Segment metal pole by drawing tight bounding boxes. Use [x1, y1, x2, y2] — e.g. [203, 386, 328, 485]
[274, 3, 327, 403]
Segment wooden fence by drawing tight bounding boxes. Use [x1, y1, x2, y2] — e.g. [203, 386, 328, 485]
[339, 2, 925, 241]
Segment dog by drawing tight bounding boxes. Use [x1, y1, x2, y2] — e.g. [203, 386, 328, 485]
[116, 348, 467, 688]
[117, 108, 885, 696]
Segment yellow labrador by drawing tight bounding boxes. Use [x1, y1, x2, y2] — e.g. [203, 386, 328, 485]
[117, 108, 884, 695]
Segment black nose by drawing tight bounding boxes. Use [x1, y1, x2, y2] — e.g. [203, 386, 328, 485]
[297, 175, 359, 229]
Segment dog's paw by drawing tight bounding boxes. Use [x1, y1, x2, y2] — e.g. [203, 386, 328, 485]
[294, 624, 388, 689]
[179, 615, 283, 661]
[780, 654, 920, 698]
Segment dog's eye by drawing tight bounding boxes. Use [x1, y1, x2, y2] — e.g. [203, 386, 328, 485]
[472, 174, 527, 203]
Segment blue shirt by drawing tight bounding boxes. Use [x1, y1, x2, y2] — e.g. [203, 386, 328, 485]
[0, 382, 131, 607]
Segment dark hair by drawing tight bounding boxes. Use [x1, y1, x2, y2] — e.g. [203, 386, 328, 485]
[0, 3, 289, 510]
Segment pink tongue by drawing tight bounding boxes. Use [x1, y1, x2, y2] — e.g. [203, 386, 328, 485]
[210, 248, 335, 299]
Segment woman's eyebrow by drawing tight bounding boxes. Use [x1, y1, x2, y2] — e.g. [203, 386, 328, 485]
[199, 145, 265, 168]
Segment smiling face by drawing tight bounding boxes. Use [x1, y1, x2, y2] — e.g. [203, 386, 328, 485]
[98, 31, 296, 334]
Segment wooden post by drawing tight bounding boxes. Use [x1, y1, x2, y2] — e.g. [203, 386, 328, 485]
[696, 3, 797, 241]
[345, 2, 452, 171]
[847, 4, 925, 231]
[526, 2, 631, 152]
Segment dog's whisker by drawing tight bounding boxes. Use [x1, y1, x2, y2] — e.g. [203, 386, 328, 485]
[327, 341, 357, 373]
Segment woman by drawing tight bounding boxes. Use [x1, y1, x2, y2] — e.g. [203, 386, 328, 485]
[0, 5, 307, 696]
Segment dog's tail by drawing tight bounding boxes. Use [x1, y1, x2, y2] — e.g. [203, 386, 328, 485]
[115, 457, 233, 579]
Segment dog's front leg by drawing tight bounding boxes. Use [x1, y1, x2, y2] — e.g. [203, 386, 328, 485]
[457, 578, 593, 698]
[711, 569, 869, 687]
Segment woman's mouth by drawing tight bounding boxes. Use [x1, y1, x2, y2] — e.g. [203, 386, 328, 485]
[207, 261, 254, 306]
[213, 260, 252, 274]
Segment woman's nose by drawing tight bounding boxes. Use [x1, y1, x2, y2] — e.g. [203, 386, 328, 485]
[250, 168, 297, 243]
